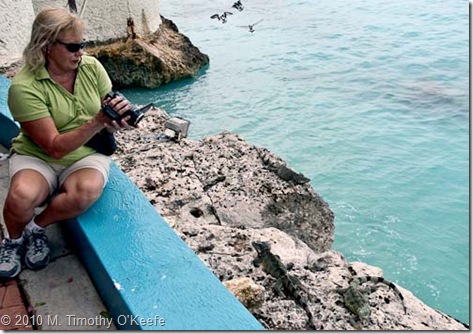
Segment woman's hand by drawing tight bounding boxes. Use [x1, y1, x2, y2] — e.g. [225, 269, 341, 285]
[103, 117, 136, 133]
[103, 93, 132, 117]
[100, 93, 138, 132]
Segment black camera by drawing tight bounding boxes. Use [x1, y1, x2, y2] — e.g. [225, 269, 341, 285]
[102, 91, 153, 126]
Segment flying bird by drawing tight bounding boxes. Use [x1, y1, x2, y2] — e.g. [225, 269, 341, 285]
[211, 11, 233, 23]
[232, 0, 244, 11]
[238, 19, 263, 33]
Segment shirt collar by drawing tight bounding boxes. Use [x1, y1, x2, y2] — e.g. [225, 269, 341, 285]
[35, 66, 50, 80]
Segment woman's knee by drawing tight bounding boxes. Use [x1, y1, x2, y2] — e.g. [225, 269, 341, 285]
[68, 178, 104, 210]
[5, 177, 49, 212]
[61, 168, 105, 210]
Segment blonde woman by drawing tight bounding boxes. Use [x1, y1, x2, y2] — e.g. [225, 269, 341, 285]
[0, 7, 134, 278]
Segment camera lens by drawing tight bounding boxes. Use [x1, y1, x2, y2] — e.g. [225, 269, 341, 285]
[132, 113, 145, 126]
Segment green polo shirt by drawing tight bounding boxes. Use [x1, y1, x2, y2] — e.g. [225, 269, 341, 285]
[8, 55, 112, 166]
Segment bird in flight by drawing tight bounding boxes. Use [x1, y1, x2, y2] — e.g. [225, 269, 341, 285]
[237, 19, 263, 33]
[210, 11, 233, 23]
[232, 0, 244, 11]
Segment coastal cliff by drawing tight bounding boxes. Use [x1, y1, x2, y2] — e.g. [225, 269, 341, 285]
[85, 16, 209, 89]
[1, 13, 209, 88]
[0, 4, 467, 329]
[113, 108, 468, 330]
[0, 0, 209, 87]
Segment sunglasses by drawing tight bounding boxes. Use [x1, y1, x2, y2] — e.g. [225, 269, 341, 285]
[55, 40, 86, 52]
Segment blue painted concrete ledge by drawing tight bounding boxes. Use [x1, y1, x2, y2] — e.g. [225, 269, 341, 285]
[0, 75, 264, 330]
[67, 163, 264, 330]
[0, 76, 19, 149]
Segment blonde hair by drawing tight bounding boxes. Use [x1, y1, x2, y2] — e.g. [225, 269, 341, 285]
[23, 7, 84, 72]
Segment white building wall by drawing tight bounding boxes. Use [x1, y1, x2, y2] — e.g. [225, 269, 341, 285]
[0, 0, 35, 67]
[0, 0, 161, 66]
[33, 0, 162, 41]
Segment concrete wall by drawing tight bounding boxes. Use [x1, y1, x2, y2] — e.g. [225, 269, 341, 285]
[0, 0, 162, 66]
[0, 0, 35, 67]
[33, 0, 162, 41]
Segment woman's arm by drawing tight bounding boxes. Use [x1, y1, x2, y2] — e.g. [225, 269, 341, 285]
[20, 111, 109, 160]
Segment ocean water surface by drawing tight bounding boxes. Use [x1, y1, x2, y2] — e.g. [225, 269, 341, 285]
[124, 0, 469, 324]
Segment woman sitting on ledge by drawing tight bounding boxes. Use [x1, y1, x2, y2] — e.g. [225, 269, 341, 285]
[0, 7, 135, 278]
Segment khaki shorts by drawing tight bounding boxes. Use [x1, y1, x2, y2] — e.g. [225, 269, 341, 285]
[9, 153, 112, 195]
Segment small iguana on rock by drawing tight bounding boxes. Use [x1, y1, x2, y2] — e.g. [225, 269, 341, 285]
[257, 149, 310, 185]
[251, 241, 318, 329]
[334, 267, 407, 329]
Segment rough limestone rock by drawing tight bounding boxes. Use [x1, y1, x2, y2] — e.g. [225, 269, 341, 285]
[113, 108, 468, 330]
[114, 109, 334, 253]
[223, 277, 265, 310]
[85, 16, 209, 89]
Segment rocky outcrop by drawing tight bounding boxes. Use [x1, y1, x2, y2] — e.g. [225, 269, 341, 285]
[113, 108, 468, 330]
[1, 16, 209, 87]
[0, 0, 208, 90]
[114, 110, 333, 254]
[85, 16, 209, 89]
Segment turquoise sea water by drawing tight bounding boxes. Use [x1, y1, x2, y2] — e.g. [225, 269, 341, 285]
[124, 0, 469, 324]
